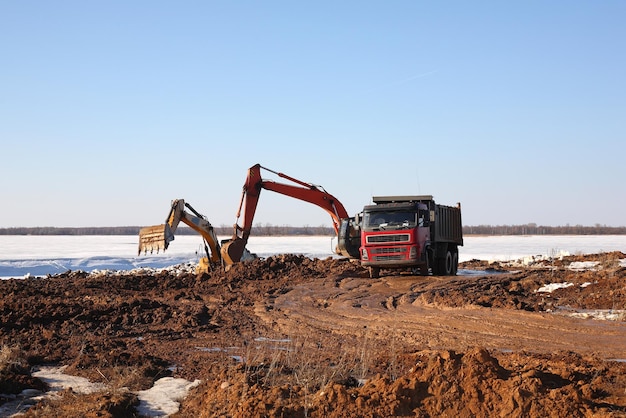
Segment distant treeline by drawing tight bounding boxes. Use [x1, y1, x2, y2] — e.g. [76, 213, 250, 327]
[0, 225, 337, 236]
[463, 224, 626, 235]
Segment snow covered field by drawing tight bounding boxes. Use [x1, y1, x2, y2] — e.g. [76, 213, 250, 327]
[1, 234, 626, 279]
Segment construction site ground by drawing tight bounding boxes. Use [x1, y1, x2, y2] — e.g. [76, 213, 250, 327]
[1, 251, 625, 417]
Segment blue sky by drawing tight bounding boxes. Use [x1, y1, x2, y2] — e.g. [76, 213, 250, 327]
[2, 1, 625, 228]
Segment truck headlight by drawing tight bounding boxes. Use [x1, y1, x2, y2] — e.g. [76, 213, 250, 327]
[361, 248, 369, 261]
[409, 246, 417, 259]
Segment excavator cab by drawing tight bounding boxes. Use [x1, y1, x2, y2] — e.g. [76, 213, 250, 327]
[337, 216, 361, 259]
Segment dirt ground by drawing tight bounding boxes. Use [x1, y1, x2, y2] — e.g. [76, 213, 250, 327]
[1, 251, 625, 417]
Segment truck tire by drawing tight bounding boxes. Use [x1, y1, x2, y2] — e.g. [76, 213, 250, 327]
[443, 250, 454, 275]
[451, 249, 459, 275]
[432, 257, 441, 276]
[369, 266, 380, 279]
[434, 248, 459, 276]
[433, 256, 445, 276]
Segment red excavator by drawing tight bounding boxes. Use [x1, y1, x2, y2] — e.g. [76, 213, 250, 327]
[220, 163, 361, 267]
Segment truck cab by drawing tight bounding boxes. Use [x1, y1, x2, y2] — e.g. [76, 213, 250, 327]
[359, 195, 462, 278]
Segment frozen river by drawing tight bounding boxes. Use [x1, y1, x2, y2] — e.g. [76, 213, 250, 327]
[1, 234, 625, 279]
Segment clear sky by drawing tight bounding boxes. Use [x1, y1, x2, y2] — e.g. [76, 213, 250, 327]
[2, 1, 625, 228]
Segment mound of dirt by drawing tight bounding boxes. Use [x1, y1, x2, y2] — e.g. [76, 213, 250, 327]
[1, 253, 625, 417]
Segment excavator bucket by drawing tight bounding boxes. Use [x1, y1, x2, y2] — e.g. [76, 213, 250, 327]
[138, 224, 175, 255]
[220, 237, 257, 270]
[220, 237, 246, 268]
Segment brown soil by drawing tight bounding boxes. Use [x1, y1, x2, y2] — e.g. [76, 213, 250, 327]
[1, 251, 625, 417]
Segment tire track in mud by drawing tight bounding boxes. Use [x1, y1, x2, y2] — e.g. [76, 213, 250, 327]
[258, 273, 626, 359]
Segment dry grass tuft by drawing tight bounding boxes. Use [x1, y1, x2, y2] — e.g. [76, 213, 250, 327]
[0, 344, 25, 375]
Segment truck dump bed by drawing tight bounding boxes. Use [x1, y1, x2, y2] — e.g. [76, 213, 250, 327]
[434, 204, 463, 245]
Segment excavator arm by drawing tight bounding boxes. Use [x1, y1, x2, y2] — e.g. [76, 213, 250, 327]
[221, 164, 357, 266]
[138, 199, 221, 266]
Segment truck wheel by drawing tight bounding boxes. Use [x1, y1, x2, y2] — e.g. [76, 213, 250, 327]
[369, 267, 380, 279]
[451, 249, 459, 276]
[433, 257, 446, 275]
[443, 250, 453, 275]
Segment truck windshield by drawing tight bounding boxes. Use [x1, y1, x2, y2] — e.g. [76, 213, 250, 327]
[363, 211, 417, 230]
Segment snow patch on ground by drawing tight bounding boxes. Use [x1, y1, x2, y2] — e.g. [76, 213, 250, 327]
[523, 251, 570, 265]
[565, 309, 626, 321]
[33, 366, 107, 394]
[0, 389, 44, 416]
[536, 282, 575, 293]
[568, 261, 600, 271]
[136, 377, 201, 417]
[3, 366, 199, 417]
[0, 366, 108, 416]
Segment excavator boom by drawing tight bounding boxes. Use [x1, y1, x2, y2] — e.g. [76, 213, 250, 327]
[221, 164, 357, 266]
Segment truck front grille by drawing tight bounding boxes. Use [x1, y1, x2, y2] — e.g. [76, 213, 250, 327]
[371, 247, 406, 254]
[368, 246, 407, 262]
[374, 254, 405, 262]
[366, 234, 410, 244]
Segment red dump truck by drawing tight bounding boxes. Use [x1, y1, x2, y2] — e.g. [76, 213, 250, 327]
[355, 195, 463, 278]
